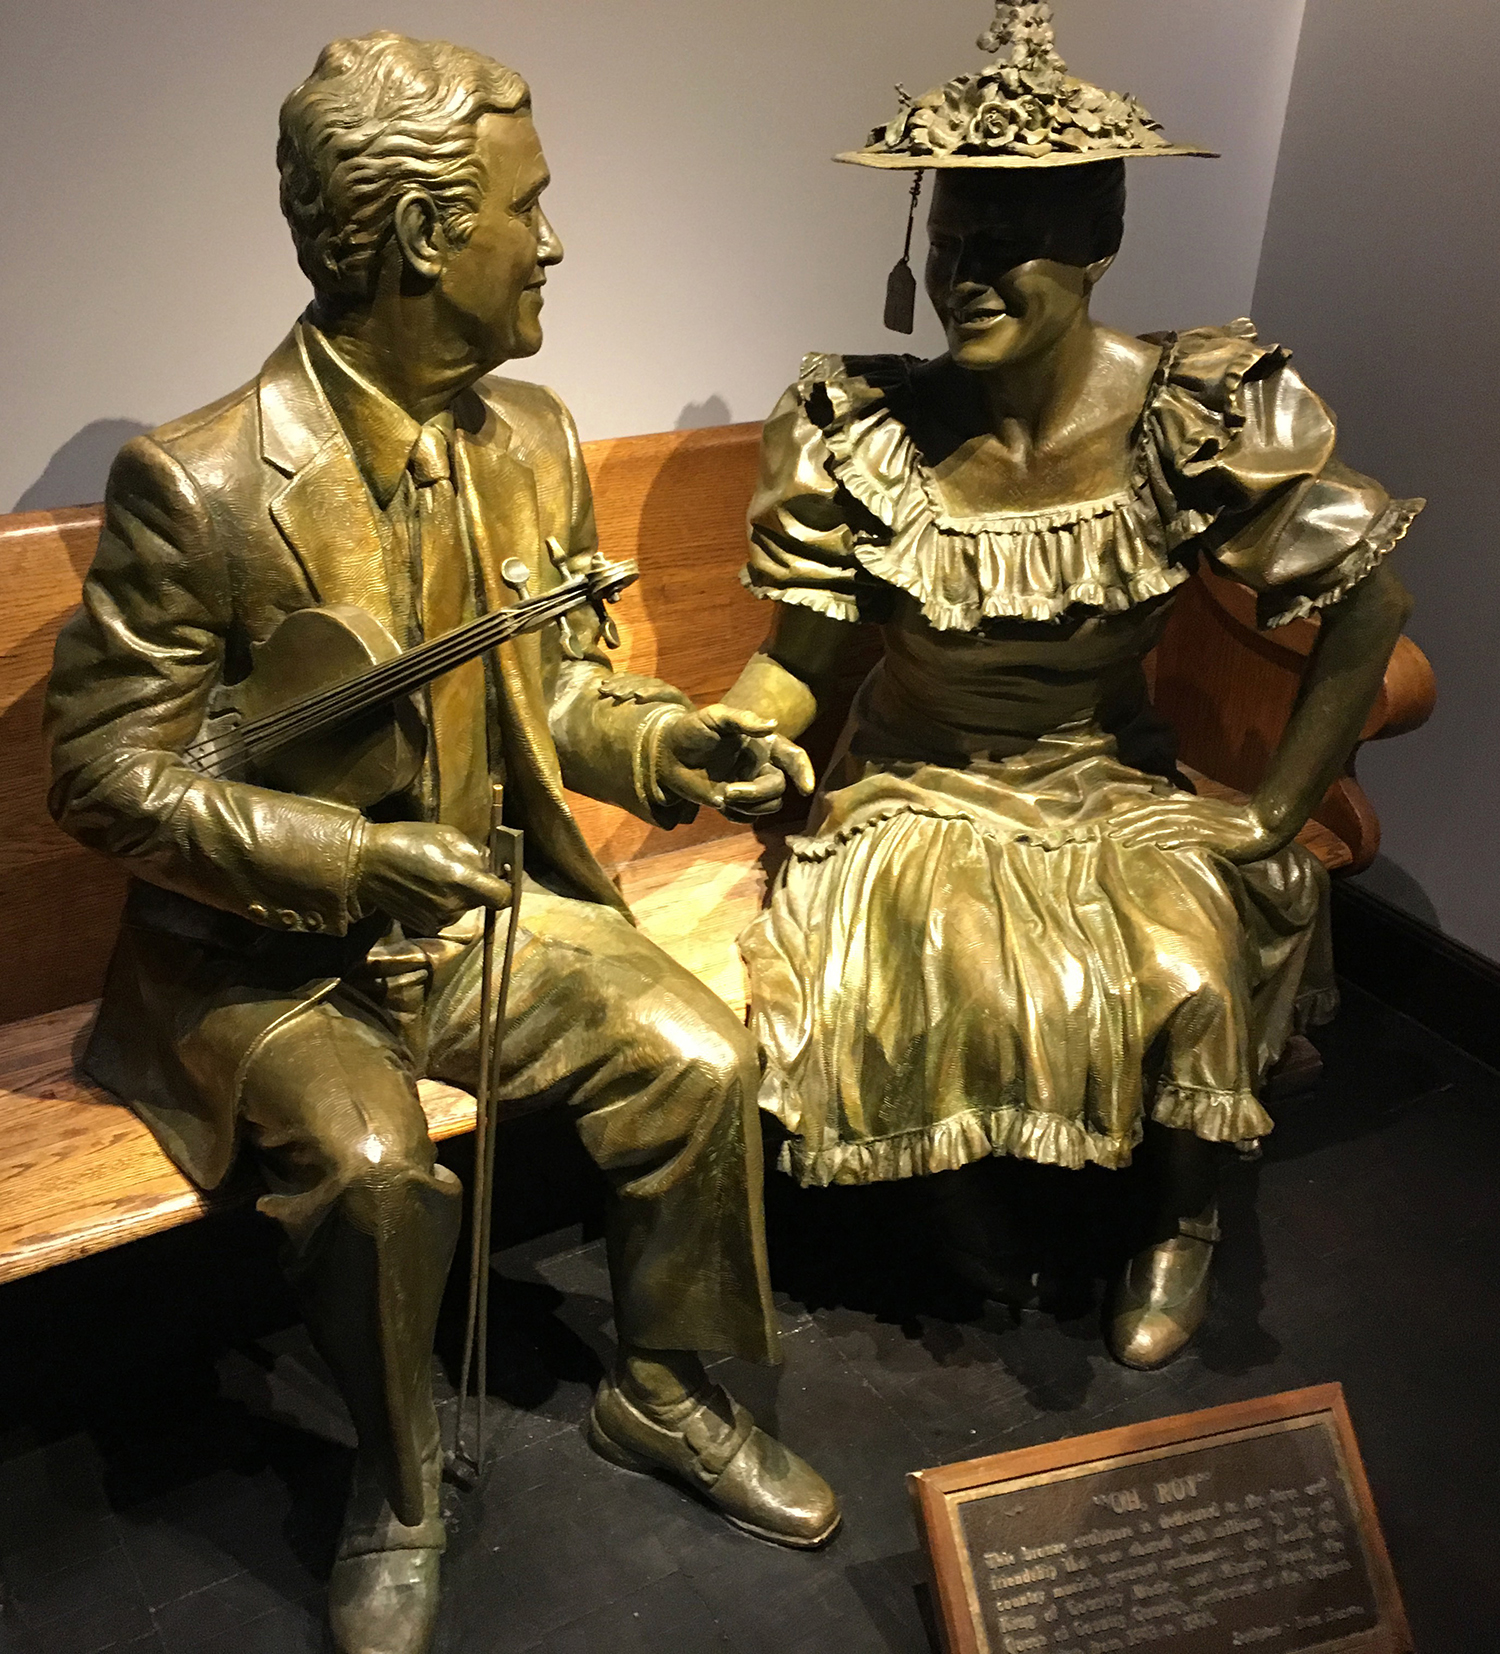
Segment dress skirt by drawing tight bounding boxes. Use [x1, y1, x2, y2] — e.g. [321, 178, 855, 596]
[741, 725, 1336, 1188]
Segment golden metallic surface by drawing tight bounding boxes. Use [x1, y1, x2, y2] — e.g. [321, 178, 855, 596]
[727, 82, 1420, 1362]
[42, 29, 833, 1650]
[1108, 1225, 1219, 1371]
[327, 1549, 442, 1654]
[588, 1379, 842, 1550]
[841, 1, 1216, 170]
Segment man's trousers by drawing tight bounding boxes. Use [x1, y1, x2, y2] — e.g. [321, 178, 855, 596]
[213, 886, 778, 1543]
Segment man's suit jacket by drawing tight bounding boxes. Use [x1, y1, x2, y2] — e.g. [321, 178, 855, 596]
[46, 322, 693, 1187]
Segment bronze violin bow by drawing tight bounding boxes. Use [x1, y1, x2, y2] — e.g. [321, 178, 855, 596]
[452, 781, 524, 1484]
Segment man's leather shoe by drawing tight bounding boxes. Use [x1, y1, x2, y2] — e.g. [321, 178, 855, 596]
[588, 1379, 841, 1549]
[1107, 1213, 1219, 1370]
[329, 1443, 445, 1653]
[327, 1548, 440, 1654]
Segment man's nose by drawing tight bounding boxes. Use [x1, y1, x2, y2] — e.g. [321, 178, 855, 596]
[537, 210, 564, 267]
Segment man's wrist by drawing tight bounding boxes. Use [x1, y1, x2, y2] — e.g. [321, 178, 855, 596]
[345, 815, 373, 917]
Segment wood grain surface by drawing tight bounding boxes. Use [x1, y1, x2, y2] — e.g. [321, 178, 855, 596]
[0, 1000, 475, 1284]
[0, 509, 133, 1023]
[0, 831, 773, 1283]
[0, 423, 1434, 1282]
[909, 1383, 1412, 1654]
[563, 424, 773, 866]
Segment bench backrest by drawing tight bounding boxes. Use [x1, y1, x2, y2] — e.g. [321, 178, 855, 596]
[0, 420, 1430, 1028]
[0, 425, 774, 1025]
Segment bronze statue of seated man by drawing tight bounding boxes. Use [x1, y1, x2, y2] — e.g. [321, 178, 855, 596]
[45, 32, 837, 1654]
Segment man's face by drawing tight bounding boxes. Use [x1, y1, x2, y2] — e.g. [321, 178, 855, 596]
[437, 111, 562, 368]
[925, 174, 1096, 373]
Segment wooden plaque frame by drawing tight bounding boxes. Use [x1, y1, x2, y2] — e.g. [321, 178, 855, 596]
[909, 1385, 1412, 1654]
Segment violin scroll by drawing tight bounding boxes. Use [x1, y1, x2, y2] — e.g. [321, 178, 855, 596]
[585, 553, 637, 649]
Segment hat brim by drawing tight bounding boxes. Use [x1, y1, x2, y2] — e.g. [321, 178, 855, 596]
[835, 145, 1218, 170]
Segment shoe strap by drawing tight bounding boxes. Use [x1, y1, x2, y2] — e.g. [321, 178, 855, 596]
[681, 1393, 756, 1484]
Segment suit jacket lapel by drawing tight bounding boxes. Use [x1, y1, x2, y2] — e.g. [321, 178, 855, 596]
[259, 325, 397, 634]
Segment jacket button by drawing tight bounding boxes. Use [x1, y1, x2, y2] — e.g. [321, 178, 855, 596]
[279, 909, 301, 929]
[304, 913, 323, 931]
[249, 903, 269, 923]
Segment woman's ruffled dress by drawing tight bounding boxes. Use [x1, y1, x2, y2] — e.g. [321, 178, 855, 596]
[739, 322, 1421, 1188]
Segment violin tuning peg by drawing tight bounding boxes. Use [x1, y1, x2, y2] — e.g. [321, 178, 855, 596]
[544, 536, 570, 571]
[500, 558, 532, 602]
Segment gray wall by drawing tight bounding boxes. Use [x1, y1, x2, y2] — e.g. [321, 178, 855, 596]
[1252, 0, 1500, 963]
[12, 4, 1481, 953]
[2, 0, 1305, 512]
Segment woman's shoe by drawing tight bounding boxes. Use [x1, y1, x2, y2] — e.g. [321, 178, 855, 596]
[1107, 1213, 1220, 1370]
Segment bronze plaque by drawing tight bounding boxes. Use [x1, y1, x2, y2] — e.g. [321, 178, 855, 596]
[910, 1386, 1412, 1654]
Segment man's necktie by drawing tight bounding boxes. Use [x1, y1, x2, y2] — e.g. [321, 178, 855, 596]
[409, 424, 490, 845]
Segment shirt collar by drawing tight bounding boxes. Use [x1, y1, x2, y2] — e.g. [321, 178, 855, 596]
[302, 322, 454, 509]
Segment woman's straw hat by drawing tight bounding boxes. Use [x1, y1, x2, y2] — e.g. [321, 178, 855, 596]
[839, 1, 1216, 170]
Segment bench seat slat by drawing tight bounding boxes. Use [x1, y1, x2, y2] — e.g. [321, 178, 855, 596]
[0, 420, 1422, 1289]
[0, 833, 769, 1285]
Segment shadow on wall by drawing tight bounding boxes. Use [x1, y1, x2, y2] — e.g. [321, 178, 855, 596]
[13, 419, 151, 513]
[1346, 853, 1442, 932]
[675, 396, 732, 431]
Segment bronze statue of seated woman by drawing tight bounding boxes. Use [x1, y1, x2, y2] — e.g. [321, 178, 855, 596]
[724, 1, 1421, 1370]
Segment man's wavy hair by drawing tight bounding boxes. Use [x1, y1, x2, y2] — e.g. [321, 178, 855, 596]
[278, 32, 531, 303]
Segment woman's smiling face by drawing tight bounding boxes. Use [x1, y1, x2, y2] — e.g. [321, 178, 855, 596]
[924, 166, 1122, 373]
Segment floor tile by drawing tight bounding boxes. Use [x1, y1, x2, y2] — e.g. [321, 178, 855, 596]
[437, 1434, 685, 1653]
[1, 1547, 142, 1635]
[537, 1573, 731, 1654]
[162, 1594, 321, 1654]
[19, 1593, 155, 1654]
[1, 981, 1496, 1654]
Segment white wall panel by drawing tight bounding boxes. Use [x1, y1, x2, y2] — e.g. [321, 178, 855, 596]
[2, 0, 1304, 510]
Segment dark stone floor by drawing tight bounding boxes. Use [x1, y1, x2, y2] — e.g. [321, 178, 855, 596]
[2, 980, 1497, 1654]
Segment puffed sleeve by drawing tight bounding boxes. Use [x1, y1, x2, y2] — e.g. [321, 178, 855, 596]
[1145, 320, 1423, 628]
[741, 356, 891, 624]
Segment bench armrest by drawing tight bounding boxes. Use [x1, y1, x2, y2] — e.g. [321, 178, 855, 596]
[1147, 563, 1435, 872]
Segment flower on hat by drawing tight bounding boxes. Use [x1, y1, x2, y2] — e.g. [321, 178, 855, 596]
[966, 101, 1019, 148]
[847, 0, 1210, 167]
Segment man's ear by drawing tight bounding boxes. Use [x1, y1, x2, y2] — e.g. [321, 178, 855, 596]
[1083, 254, 1116, 290]
[393, 191, 446, 282]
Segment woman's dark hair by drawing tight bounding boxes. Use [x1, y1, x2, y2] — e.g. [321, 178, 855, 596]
[931, 159, 1126, 267]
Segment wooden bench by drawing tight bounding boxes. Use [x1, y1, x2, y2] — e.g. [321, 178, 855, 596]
[0, 423, 1435, 1284]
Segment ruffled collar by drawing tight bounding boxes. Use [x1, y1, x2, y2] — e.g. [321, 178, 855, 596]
[801, 325, 1273, 632]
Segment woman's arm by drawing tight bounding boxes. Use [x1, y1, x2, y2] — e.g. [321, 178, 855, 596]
[1110, 561, 1414, 861]
[1249, 561, 1413, 846]
[722, 605, 855, 740]
[691, 605, 858, 816]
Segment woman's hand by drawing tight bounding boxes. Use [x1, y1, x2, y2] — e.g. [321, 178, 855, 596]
[656, 704, 816, 821]
[1106, 793, 1287, 863]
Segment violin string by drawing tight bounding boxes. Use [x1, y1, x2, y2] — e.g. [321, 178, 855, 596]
[187, 581, 597, 774]
[260, 587, 583, 738]
[234, 591, 570, 754]
[186, 596, 557, 774]
[192, 567, 628, 774]
[187, 594, 556, 776]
